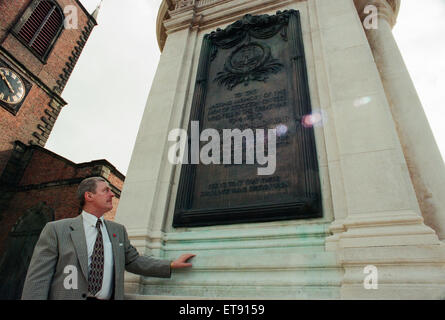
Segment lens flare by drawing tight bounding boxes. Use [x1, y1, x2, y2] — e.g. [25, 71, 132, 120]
[353, 96, 372, 107]
[301, 111, 324, 128]
[275, 124, 288, 137]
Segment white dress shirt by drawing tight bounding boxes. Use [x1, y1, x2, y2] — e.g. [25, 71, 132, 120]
[81, 211, 114, 300]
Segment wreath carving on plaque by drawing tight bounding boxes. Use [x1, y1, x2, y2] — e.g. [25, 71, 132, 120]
[209, 11, 293, 90]
[214, 42, 283, 90]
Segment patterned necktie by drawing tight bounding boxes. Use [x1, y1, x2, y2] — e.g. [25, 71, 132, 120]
[88, 219, 104, 295]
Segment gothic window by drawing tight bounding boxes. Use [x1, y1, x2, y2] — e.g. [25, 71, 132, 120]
[13, 0, 64, 61]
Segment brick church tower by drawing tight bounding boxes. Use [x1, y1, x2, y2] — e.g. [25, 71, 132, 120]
[0, 0, 124, 299]
[0, 0, 99, 171]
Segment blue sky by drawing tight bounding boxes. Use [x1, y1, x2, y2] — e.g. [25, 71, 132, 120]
[45, 0, 445, 175]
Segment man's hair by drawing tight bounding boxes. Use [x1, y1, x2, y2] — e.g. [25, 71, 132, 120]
[77, 177, 107, 209]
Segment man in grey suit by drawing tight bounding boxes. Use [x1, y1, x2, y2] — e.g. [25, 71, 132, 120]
[21, 176, 195, 300]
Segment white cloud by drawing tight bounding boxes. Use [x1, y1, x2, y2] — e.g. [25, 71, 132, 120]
[46, 0, 163, 174]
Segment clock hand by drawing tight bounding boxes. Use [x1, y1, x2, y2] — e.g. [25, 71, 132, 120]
[0, 72, 15, 93]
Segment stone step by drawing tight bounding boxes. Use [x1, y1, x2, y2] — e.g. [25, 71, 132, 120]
[160, 223, 330, 254]
[131, 251, 342, 299]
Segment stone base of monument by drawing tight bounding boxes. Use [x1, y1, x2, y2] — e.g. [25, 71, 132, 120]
[122, 213, 445, 300]
[124, 222, 343, 299]
[139, 253, 341, 299]
[328, 211, 445, 299]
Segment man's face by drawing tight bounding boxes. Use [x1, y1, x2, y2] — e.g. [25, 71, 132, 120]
[87, 181, 114, 214]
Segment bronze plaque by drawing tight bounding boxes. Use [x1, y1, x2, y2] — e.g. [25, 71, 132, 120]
[173, 10, 322, 227]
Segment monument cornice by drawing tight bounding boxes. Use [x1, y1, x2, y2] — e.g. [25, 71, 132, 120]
[156, 0, 300, 51]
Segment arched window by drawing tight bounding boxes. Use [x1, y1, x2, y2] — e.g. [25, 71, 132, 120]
[13, 0, 64, 61]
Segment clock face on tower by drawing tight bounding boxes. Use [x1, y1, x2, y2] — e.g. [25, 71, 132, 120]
[0, 67, 26, 105]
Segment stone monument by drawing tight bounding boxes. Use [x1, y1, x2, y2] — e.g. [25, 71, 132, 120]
[116, 0, 445, 299]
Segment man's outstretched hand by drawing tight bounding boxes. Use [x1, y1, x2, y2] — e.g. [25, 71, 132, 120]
[171, 253, 196, 269]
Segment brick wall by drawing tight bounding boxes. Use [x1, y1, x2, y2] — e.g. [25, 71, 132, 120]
[0, 0, 29, 43]
[19, 148, 92, 185]
[0, 85, 52, 173]
[0, 145, 125, 256]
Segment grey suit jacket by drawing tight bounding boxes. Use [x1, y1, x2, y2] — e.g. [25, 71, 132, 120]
[21, 215, 171, 300]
